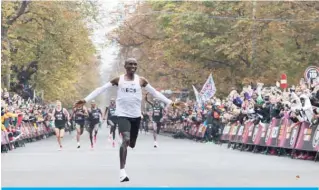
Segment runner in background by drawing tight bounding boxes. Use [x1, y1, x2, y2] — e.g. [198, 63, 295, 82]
[71, 104, 88, 148]
[51, 100, 70, 151]
[145, 93, 164, 148]
[87, 100, 102, 148]
[74, 58, 185, 182]
[104, 98, 118, 147]
[140, 110, 150, 134]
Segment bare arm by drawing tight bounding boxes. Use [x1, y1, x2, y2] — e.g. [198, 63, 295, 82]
[63, 108, 70, 121]
[98, 108, 103, 118]
[145, 93, 154, 107]
[83, 106, 89, 117]
[51, 109, 56, 121]
[140, 77, 172, 105]
[103, 107, 108, 119]
[84, 77, 119, 103]
[71, 108, 76, 119]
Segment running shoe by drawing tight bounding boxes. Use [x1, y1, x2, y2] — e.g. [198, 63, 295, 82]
[154, 141, 158, 148]
[120, 169, 129, 182]
[108, 135, 112, 142]
[112, 140, 115, 147]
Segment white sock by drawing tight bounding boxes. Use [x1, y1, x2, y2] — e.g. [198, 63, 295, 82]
[77, 142, 80, 146]
[120, 169, 126, 176]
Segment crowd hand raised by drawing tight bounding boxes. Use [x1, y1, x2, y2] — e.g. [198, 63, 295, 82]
[170, 101, 186, 110]
[74, 99, 86, 108]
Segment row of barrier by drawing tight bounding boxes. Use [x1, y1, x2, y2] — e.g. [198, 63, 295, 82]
[220, 114, 319, 153]
[161, 113, 319, 161]
[162, 120, 208, 139]
[1, 120, 55, 153]
[163, 122, 184, 134]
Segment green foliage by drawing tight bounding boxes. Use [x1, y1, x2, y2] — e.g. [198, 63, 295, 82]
[1, 1, 99, 104]
[113, 1, 319, 95]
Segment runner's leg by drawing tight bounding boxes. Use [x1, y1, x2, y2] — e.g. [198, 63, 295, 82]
[54, 127, 61, 149]
[60, 128, 65, 147]
[94, 123, 98, 143]
[156, 121, 161, 134]
[117, 117, 133, 182]
[129, 117, 140, 149]
[88, 124, 94, 147]
[111, 123, 116, 140]
[152, 121, 158, 148]
[107, 120, 114, 141]
[76, 123, 84, 148]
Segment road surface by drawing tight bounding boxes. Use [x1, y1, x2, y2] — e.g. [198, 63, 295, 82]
[2, 127, 319, 187]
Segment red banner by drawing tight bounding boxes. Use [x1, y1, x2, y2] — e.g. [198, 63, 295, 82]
[294, 122, 319, 151]
[241, 120, 255, 144]
[233, 124, 245, 143]
[219, 114, 319, 153]
[221, 123, 233, 141]
[265, 118, 281, 147]
[253, 122, 269, 146]
[229, 122, 240, 142]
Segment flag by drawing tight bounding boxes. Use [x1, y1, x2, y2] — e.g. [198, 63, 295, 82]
[200, 73, 216, 103]
[192, 85, 202, 105]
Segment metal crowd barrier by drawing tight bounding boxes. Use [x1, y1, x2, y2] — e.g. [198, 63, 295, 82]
[1, 120, 55, 153]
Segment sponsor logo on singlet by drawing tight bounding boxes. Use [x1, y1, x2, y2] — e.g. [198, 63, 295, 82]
[120, 87, 137, 93]
[153, 107, 161, 116]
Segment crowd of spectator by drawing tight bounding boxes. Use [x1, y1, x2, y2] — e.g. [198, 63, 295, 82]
[156, 77, 319, 159]
[2, 75, 319, 157]
[1, 88, 55, 152]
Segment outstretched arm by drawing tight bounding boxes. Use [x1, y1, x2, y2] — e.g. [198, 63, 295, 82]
[84, 78, 119, 103]
[140, 77, 172, 105]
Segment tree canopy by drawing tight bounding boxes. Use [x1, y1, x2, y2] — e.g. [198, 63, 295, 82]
[1, 1, 100, 105]
[111, 1, 319, 96]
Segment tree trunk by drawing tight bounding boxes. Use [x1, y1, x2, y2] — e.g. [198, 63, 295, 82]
[1, 1, 30, 90]
[1, 57, 11, 90]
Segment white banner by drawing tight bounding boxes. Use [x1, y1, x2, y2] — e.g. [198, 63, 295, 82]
[200, 73, 216, 103]
[192, 85, 202, 105]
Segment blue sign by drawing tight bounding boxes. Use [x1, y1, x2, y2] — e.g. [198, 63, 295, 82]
[304, 66, 319, 81]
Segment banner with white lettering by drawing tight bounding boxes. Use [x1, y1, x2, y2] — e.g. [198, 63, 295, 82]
[200, 73, 216, 103]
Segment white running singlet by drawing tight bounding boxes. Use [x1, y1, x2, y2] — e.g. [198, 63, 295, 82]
[115, 74, 142, 118]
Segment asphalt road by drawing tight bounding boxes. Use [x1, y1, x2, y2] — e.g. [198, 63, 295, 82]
[2, 126, 319, 187]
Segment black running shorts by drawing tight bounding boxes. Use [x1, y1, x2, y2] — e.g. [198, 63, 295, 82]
[55, 124, 65, 130]
[117, 116, 141, 140]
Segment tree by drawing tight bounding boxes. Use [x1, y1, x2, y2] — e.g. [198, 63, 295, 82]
[1, 1, 100, 104]
[111, 1, 319, 95]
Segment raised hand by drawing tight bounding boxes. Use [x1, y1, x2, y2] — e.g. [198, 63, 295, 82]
[171, 100, 187, 110]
